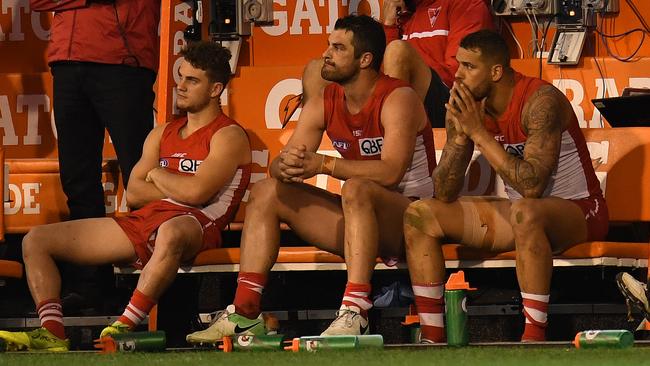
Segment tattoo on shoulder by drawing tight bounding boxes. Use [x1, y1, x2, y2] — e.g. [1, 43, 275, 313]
[523, 86, 564, 135]
[501, 85, 566, 197]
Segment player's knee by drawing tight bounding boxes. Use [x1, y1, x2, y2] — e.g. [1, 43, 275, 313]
[404, 200, 427, 229]
[22, 226, 50, 258]
[384, 40, 411, 66]
[341, 178, 374, 207]
[303, 58, 322, 79]
[302, 58, 326, 103]
[404, 199, 444, 239]
[510, 199, 543, 232]
[248, 178, 280, 208]
[155, 223, 187, 258]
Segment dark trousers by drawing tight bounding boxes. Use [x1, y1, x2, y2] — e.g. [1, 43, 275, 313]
[424, 68, 451, 129]
[51, 62, 155, 309]
[51, 62, 156, 220]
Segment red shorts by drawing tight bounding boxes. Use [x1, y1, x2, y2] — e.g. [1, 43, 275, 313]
[114, 200, 222, 269]
[571, 195, 609, 241]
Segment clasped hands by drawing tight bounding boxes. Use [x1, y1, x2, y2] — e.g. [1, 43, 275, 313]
[445, 81, 487, 144]
[278, 145, 322, 183]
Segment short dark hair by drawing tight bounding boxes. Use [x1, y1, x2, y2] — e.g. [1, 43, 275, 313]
[180, 41, 232, 85]
[459, 30, 511, 68]
[334, 14, 386, 71]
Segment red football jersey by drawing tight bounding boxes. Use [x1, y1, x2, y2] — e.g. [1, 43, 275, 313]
[323, 75, 436, 198]
[486, 72, 603, 201]
[158, 114, 251, 225]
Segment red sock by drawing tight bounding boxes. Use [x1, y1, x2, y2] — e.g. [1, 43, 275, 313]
[521, 292, 549, 342]
[341, 282, 372, 318]
[412, 282, 445, 343]
[234, 272, 267, 319]
[118, 289, 156, 329]
[37, 299, 66, 340]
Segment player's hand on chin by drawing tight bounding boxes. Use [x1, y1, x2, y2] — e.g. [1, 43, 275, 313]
[448, 82, 486, 140]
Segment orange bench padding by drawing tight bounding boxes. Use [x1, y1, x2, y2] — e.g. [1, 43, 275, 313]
[7, 158, 118, 174]
[0, 259, 23, 279]
[193, 241, 649, 266]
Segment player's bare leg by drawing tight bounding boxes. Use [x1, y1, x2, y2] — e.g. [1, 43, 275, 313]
[404, 196, 513, 342]
[383, 40, 432, 101]
[188, 178, 345, 343]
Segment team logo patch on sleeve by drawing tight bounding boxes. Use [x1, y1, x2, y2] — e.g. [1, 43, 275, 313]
[332, 140, 351, 152]
[359, 137, 383, 156]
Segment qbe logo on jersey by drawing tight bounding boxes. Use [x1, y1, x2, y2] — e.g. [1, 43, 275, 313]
[179, 159, 203, 173]
[359, 137, 383, 156]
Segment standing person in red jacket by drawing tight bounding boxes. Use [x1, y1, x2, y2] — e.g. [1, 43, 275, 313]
[29, 0, 160, 312]
[381, 0, 494, 128]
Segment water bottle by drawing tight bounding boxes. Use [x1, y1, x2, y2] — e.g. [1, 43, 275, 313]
[219, 334, 285, 352]
[94, 330, 166, 353]
[444, 271, 476, 346]
[284, 334, 383, 352]
[573, 330, 634, 349]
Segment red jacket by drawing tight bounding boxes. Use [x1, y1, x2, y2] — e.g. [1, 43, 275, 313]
[30, 0, 160, 72]
[384, 0, 494, 87]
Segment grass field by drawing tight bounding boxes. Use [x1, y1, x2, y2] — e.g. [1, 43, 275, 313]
[2, 347, 650, 366]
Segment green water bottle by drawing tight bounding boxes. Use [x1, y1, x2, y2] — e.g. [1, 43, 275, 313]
[0, 338, 6, 352]
[573, 330, 634, 349]
[445, 271, 476, 346]
[220, 334, 285, 352]
[285, 335, 383, 352]
[95, 331, 166, 353]
[355, 334, 384, 348]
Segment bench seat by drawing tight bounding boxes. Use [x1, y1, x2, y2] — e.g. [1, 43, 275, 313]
[5, 128, 650, 280]
[114, 241, 649, 274]
[96, 127, 650, 276]
[0, 259, 23, 279]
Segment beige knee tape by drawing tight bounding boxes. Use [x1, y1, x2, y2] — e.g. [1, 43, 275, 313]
[459, 201, 488, 246]
[458, 200, 514, 249]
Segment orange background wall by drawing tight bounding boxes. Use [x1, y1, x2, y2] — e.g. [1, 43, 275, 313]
[158, 0, 650, 129]
[1, 0, 649, 160]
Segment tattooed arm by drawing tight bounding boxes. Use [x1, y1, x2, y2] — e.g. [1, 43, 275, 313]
[468, 85, 565, 198]
[434, 113, 474, 202]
